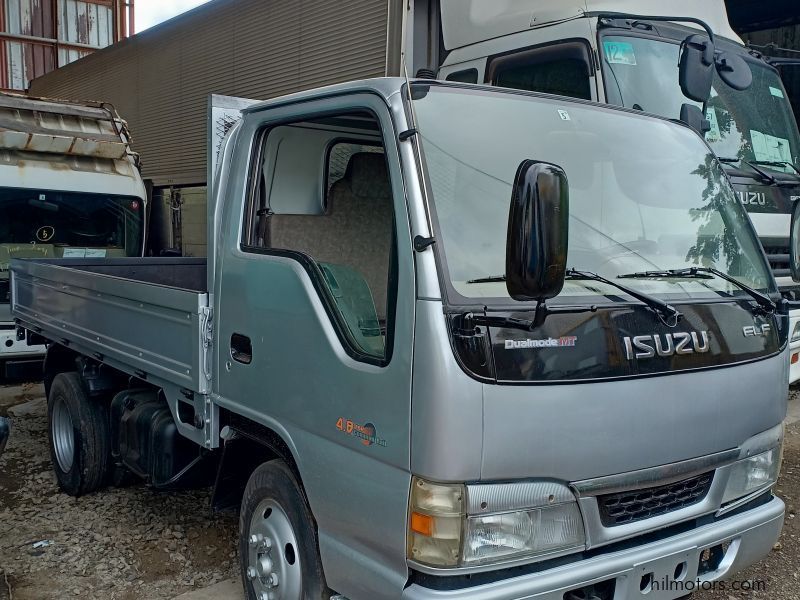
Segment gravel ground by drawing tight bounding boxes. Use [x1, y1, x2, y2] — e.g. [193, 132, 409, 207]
[1, 381, 798, 600]
[0, 381, 238, 600]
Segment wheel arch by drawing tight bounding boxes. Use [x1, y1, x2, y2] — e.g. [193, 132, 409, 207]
[212, 411, 307, 514]
[43, 344, 79, 397]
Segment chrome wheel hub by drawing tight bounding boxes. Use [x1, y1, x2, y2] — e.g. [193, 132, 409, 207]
[51, 395, 75, 473]
[247, 499, 302, 600]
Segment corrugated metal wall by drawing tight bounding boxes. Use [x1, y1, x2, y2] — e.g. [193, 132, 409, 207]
[29, 0, 392, 187]
[1, 0, 121, 90]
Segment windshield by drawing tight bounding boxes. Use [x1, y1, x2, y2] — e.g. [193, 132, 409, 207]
[412, 84, 774, 303]
[0, 188, 144, 301]
[601, 35, 800, 174]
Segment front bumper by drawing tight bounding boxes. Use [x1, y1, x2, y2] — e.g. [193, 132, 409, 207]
[789, 310, 800, 384]
[402, 496, 784, 600]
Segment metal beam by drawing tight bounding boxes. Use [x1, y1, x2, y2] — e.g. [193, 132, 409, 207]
[0, 31, 106, 52]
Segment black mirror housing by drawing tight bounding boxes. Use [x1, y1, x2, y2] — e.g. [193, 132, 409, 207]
[715, 51, 753, 91]
[680, 34, 715, 103]
[791, 200, 800, 283]
[506, 160, 569, 301]
[680, 103, 711, 135]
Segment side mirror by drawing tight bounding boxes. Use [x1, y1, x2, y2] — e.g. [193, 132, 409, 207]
[680, 104, 711, 135]
[715, 52, 752, 91]
[506, 160, 569, 301]
[791, 200, 800, 283]
[680, 34, 715, 103]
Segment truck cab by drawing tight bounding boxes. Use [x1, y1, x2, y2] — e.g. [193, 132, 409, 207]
[0, 93, 146, 378]
[432, 0, 800, 382]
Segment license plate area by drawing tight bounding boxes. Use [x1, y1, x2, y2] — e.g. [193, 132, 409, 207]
[630, 549, 699, 599]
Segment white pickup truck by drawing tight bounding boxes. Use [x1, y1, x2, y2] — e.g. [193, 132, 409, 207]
[0, 92, 146, 378]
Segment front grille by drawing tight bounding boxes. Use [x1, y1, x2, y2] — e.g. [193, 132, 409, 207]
[763, 244, 790, 278]
[598, 472, 714, 527]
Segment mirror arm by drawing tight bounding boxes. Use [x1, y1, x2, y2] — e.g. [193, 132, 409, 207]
[588, 11, 715, 45]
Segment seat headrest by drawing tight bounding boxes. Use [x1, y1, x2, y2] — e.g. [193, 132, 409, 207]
[345, 152, 391, 199]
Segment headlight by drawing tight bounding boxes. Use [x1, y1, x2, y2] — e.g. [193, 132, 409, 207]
[792, 322, 800, 343]
[408, 477, 585, 568]
[463, 502, 585, 565]
[722, 446, 782, 504]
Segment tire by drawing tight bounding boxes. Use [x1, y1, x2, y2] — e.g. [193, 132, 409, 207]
[47, 372, 111, 496]
[239, 460, 330, 600]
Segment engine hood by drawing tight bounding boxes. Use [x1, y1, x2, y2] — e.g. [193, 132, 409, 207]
[481, 350, 788, 481]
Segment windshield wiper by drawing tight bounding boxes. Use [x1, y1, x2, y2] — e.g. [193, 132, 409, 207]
[465, 270, 682, 324]
[466, 275, 506, 284]
[718, 157, 799, 184]
[566, 268, 682, 325]
[460, 313, 535, 332]
[718, 157, 779, 185]
[619, 267, 776, 313]
[748, 159, 800, 176]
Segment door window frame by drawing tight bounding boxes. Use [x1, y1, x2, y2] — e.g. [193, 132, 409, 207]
[238, 101, 403, 368]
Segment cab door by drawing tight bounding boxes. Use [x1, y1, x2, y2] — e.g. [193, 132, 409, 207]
[213, 94, 415, 599]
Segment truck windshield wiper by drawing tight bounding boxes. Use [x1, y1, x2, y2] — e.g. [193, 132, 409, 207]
[618, 267, 776, 313]
[466, 275, 506, 284]
[718, 157, 779, 186]
[566, 268, 682, 326]
[718, 157, 799, 184]
[465, 270, 682, 325]
[748, 159, 800, 176]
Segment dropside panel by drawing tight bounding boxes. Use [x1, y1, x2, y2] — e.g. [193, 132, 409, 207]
[11, 258, 210, 394]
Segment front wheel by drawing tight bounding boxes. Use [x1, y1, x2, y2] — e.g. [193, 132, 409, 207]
[239, 460, 330, 600]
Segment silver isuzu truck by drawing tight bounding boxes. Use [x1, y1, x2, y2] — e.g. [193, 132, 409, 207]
[10, 78, 797, 600]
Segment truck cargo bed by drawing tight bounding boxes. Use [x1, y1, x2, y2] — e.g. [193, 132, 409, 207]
[11, 258, 211, 394]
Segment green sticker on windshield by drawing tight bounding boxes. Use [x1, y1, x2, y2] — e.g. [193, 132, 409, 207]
[770, 86, 785, 99]
[705, 108, 722, 143]
[604, 41, 637, 65]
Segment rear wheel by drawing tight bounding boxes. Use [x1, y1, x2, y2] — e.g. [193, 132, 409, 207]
[239, 460, 330, 600]
[47, 372, 110, 496]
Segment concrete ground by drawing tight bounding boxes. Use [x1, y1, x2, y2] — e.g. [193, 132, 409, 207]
[1, 381, 799, 600]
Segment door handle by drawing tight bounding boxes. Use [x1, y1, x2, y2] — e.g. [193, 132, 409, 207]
[230, 333, 253, 364]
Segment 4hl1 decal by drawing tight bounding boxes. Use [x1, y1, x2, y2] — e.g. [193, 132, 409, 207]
[336, 418, 387, 447]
